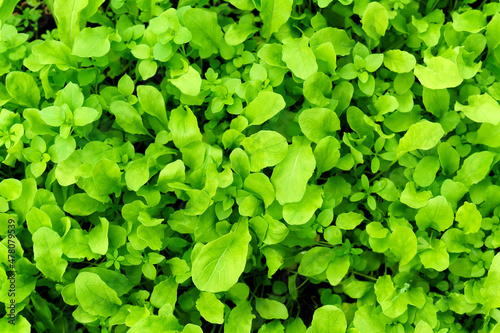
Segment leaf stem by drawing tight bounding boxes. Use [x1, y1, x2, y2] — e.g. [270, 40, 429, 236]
[352, 271, 377, 281]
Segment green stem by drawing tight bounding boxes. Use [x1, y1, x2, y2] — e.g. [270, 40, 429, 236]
[352, 271, 377, 281]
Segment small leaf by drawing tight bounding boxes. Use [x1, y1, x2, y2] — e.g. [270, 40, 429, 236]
[33, 227, 68, 282]
[311, 305, 347, 333]
[192, 219, 251, 292]
[361, 2, 388, 40]
[6, 71, 40, 107]
[255, 298, 288, 319]
[72, 27, 111, 58]
[243, 91, 286, 126]
[455, 93, 500, 125]
[75, 272, 122, 317]
[383, 50, 416, 73]
[414, 57, 463, 89]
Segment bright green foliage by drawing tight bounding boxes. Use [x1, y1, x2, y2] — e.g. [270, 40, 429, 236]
[260, 0, 293, 39]
[271, 136, 315, 204]
[414, 57, 463, 89]
[241, 131, 288, 171]
[192, 219, 251, 292]
[74, 272, 122, 317]
[4, 1, 500, 332]
[33, 228, 68, 282]
[361, 2, 388, 41]
[196, 292, 225, 324]
[72, 27, 112, 58]
[243, 91, 286, 126]
[455, 93, 500, 125]
[383, 50, 416, 73]
[255, 297, 289, 319]
[311, 305, 346, 333]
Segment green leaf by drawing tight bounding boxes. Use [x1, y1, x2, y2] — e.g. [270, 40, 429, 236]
[422, 87, 449, 117]
[314, 136, 341, 175]
[396, 120, 444, 159]
[415, 196, 454, 232]
[39, 106, 65, 127]
[63, 193, 106, 216]
[183, 8, 223, 57]
[311, 305, 347, 333]
[118, 74, 134, 96]
[413, 156, 440, 188]
[456, 202, 482, 234]
[72, 27, 111, 58]
[473, 122, 500, 148]
[32, 40, 75, 68]
[0, 178, 22, 201]
[59, 82, 84, 109]
[75, 272, 122, 318]
[137, 85, 168, 127]
[282, 37, 318, 80]
[244, 174, 275, 208]
[61, 229, 95, 259]
[414, 57, 463, 89]
[26, 207, 52, 234]
[262, 246, 285, 278]
[352, 305, 387, 332]
[225, 22, 259, 46]
[192, 219, 251, 292]
[241, 130, 288, 172]
[303, 72, 331, 107]
[383, 50, 416, 73]
[128, 314, 182, 332]
[243, 91, 286, 126]
[109, 101, 149, 135]
[168, 106, 203, 148]
[225, 301, 255, 333]
[311, 28, 354, 57]
[298, 247, 335, 277]
[336, 211, 364, 230]
[415, 321, 433, 333]
[125, 157, 149, 192]
[230, 148, 250, 179]
[53, 0, 88, 47]
[361, 2, 388, 40]
[481, 252, 500, 312]
[298, 108, 340, 143]
[92, 159, 121, 195]
[73, 107, 98, 127]
[374, 275, 408, 318]
[283, 185, 323, 225]
[170, 66, 202, 96]
[260, 0, 293, 39]
[150, 277, 178, 309]
[88, 217, 109, 255]
[438, 142, 460, 175]
[225, 0, 254, 10]
[454, 151, 497, 188]
[255, 298, 288, 319]
[0, 315, 31, 332]
[455, 93, 500, 125]
[196, 292, 225, 324]
[452, 10, 486, 33]
[6, 71, 40, 108]
[389, 226, 417, 265]
[157, 160, 186, 192]
[326, 255, 350, 286]
[419, 238, 449, 271]
[33, 227, 68, 282]
[138, 60, 157, 80]
[271, 136, 316, 205]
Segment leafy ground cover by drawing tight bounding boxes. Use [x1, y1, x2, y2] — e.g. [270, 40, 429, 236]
[1, 0, 500, 332]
